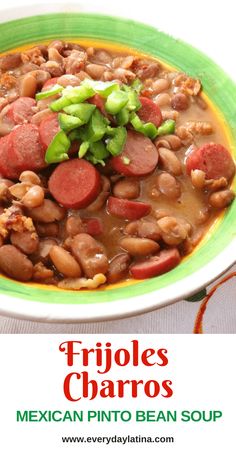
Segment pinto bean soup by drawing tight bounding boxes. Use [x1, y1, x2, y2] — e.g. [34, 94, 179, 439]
[0, 40, 235, 290]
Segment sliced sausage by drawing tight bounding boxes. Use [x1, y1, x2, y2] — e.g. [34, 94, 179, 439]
[39, 113, 60, 150]
[82, 218, 104, 236]
[137, 96, 162, 127]
[111, 130, 158, 176]
[42, 77, 58, 91]
[0, 244, 33, 281]
[186, 143, 235, 180]
[70, 233, 108, 278]
[130, 248, 181, 279]
[9, 124, 46, 172]
[0, 134, 20, 179]
[6, 97, 36, 125]
[107, 196, 151, 220]
[48, 159, 101, 209]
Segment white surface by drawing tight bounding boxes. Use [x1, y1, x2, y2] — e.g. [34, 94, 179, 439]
[0, 0, 235, 332]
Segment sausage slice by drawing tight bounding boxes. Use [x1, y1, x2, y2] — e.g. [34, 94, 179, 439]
[48, 159, 101, 209]
[9, 124, 46, 172]
[6, 97, 36, 125]
[0, 133, 20, 179]
[111, 130, 158, 176]
[130, 248, 180, 279]
[137, 96, 162, 127]
[107, 196, 151, 220]
[186, 143, 235, 180]
[42, 77, 59, 91]
[39, 113, 60, 150]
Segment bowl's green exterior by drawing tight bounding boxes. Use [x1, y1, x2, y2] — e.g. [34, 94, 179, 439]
[0, 13, 235, 305]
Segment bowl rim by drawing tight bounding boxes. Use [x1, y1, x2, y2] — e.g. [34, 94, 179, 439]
[0, 8, 235, 322]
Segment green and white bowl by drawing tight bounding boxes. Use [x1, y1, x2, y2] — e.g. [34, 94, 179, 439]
[0, 6, 235, 322]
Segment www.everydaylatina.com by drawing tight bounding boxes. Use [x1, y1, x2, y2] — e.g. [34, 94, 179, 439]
[61, 435, 174, 444]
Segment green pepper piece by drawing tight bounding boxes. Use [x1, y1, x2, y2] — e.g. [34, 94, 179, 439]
[107, 126, 127, 156]
[68, 129, 81, 142]
[157, 119, 176, 136]
[36, 84, 64, 101]
[78, 141, 90, 159]
[127, 89, 141, 112]
[105, 90, 129, 115]
[86, 154, 106, 167]
[84, 80, 120, 98]
[45, 130, 70, 164]
[116, 107, 130, 126]
[63, 103, 96, 124]
[64, 84, 95, 104]
[131, 78, 143, 94]
[58, 113, 83, 132]
[142, 122, 158, 139]
[87, 109, 108, 142]
[50, 96, 72, 112]
[89, 141, 110, 160]
[130, 112, 158, 139]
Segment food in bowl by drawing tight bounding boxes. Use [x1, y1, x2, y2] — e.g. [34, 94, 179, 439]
[0, 40, 235, 290]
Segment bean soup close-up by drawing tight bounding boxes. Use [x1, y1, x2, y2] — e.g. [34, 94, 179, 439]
[0, 40, 235, 290]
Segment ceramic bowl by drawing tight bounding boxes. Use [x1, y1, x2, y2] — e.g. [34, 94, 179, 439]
[0, 7, 235, 322]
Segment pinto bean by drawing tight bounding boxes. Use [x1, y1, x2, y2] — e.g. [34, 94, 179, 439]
[36, 222, 59, 238]
[9, 182, 31, 200]
[10, 230, 39, 254]
[152, 78, 170, 94]
[66, 215, 84, 237]
[87, 176, 110, 212]
[50, 245, 81, 278]
[107, 253, 131, 284]
[154, 93, 170, 107]
[48, 47, 64, 64]
[157, 216, 190, 245]
[113, 179, 140, 199]
[31, 109, 53, 126]
[70, 233, 108, 278]
[124, 220, 161, 241]
[120, 237, 160, 256]
[40, 61, 64, 77]
[161, 110, 179, 121]
[19, 171, 41, 185]
[37, 238, 57, 262]
[94, 50, 112, 64]
[57, 74, 80, 87]
[19, 73, 37, 98]
[22, 185, 44, 208]
[0, 245, 33, 281]
[171, 93, 189, 111]
[85, 64, 105, 79]
[208, 190, 235, 208]
[190, 169, 206, 189]
[0, 53, 22, 71]
[159, 147, 182, 176]
[157, 173, 181, 199]
[176, 126, 194, 145]
[160, 134, 182, 150]
[27, 199, 66, 223]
